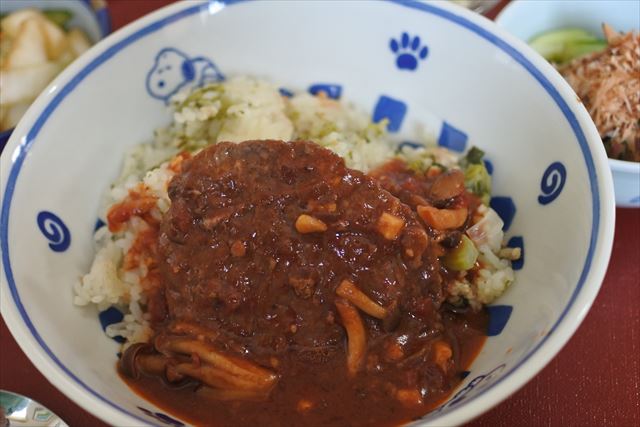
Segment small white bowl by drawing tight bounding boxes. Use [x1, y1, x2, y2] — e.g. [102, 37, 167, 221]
[0, 1, 615, 426]
[496, 0, 640, 208]
[0, 0, 111, 151]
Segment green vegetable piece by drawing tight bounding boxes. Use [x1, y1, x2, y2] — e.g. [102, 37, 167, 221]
[443, 235, 479, 271]
[529, 28, 595, 52]
[43, 9, 73, 29]
[562, 40, 608, 61]
[464, 163, 491, 205]
[528, 27, 606, 64]
[465, 146, 485, 165]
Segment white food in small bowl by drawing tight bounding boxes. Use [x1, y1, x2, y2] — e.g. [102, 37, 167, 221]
[0, 0, 110, 148]
[0, 8, 91, 131]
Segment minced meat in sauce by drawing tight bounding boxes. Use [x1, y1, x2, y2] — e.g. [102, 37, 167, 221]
[119, 140, 487, 427]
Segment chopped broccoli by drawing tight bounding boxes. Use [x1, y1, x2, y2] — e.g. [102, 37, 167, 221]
[443, 235, 479, 271]
[464, 163, 491, 205]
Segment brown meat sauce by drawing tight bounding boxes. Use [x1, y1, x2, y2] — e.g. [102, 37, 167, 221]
[119, 140, 487, 427]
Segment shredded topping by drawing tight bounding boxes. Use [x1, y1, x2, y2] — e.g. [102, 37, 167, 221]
[560, 24, 640, 161]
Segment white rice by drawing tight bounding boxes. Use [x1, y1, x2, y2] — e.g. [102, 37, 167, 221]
[75, 76, 517, 346]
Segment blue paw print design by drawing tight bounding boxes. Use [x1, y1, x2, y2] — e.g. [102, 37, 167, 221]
[146, 48, 224, 103]
[390, 32, 429, 70]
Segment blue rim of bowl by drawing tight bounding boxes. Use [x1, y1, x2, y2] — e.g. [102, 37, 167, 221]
[0, 0, 600, 425]
[0, 0, 111, 154]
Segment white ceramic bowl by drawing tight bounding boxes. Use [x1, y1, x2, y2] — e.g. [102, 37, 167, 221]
[0, 0, 111, 151]
[496, 0, 640, 208]
[0, 1, 615, 426]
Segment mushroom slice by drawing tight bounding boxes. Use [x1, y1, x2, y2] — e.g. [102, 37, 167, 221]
[120, 343, 166, 379]
[335, 298, 366, 376]
[336, 279, 387, 320]
[155, 335, 278, 393]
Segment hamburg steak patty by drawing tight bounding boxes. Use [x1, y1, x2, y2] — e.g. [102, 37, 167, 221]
[159, 140, 443, 361]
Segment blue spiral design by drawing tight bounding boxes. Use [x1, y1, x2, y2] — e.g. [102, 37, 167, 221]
[36, 211, 70, 252]
[538, 162, 567, 205]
